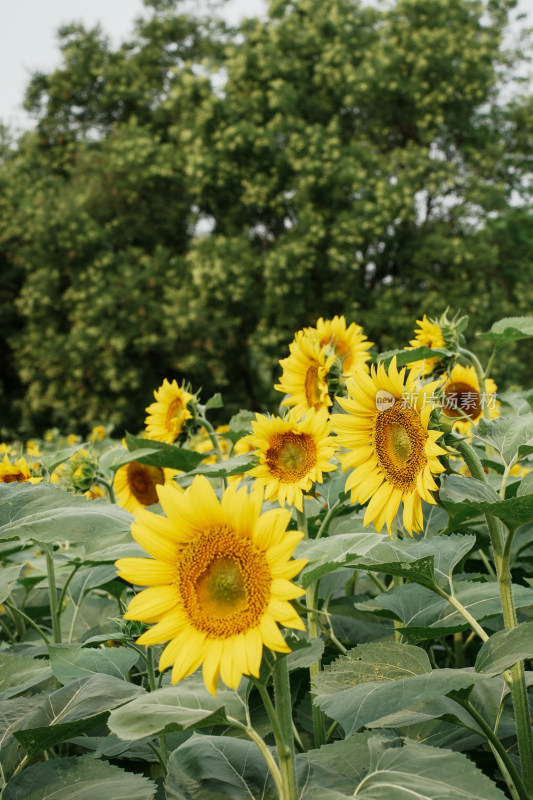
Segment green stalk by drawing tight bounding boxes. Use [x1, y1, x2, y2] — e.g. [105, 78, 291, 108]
[3, 602, 51, 645]
[272, 655, 298, 800]
[198, 412, 227, 488]
[455, 437, 533, 793]
[296, 506, 326, 748]
[315, 498, 344, 539]
[45, 545, 62, 644]
[145, 646, 168, 773]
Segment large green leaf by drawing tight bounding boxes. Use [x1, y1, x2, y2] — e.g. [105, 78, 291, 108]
[125, 433, 205, 471]
[478, 316, 533, 347]
[165, 733, 276, 800]
[98, 446, 164, 473]
[48, 643, 139, 684]
[298, 532, 475, 591]
[109, 676, 247, 740]
[355, 580, 533, 640]
[0, 564, 24, 603]
[313, 642, 491, 737]
[299, 733, 372, 788]
[0, 653, 53, 700]
[440, 475, 533, 528]
[0, 483, 132, 545]
[352, 735, 507, 799]
[13, 674, 145, 758]
[68, 564, 119, 605]
[475, 621, 533, 675]
[472, 415, 533, 465]
[183, 454, 254, 478]
[377, 346, 453, 367]
[2, 755, 156, 800]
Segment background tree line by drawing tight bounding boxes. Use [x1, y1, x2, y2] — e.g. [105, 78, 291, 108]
[1, 0, 532, 437]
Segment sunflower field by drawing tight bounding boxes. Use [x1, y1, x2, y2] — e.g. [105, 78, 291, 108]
[0, 312, 532, 799]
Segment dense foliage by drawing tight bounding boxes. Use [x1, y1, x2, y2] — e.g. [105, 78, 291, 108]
[1, 0, 532, 437]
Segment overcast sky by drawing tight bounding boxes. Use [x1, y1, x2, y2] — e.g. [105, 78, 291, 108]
[0, 0, 531, 130]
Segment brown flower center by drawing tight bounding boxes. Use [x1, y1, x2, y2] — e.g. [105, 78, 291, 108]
[165, 397, 187, 437]
[266, 431, 318, 482]
[1, 471, 26, 484]
[373, 402, 428, 491]
[178, 526, 271, 638]
[304, 362, 326, 409]
[442, 381, 481, 421]
[126, 462, 165, 506]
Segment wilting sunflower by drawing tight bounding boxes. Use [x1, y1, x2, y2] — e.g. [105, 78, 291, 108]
[441, 364, 499, 435]
[114, 460, 179, 514]
[331, 358, 446, 535]
[407, 315, 446, 376]
[116, 476, 306, 695]
[315, 315, 373, 377]
[245, 407, 337, 510]
[275, 330, 336, 413]
[0, 455, 42, 485]
[145, 379, 193, 444]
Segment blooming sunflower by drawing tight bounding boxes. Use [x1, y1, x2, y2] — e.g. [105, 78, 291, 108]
[145, 379, 194, 444]
[245, 407, 337, 510]
[441, 364, 499, 435]
[116, 476, 306, 695]
[407, 315, 446, 376]
[0, 455, 42, 485]
[114, 460, 179, 515]
[315, 315, 373, 377]
[275, 330, 336, 413]
[331, 358, 446, 535]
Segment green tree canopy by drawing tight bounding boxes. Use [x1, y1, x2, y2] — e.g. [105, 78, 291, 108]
[0, 0, 532, 436]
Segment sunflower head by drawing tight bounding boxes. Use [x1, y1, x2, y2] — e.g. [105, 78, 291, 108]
[331, 357, 446, 536]
[275, 330, 336, 413]
[441, 364, 499, 435]
[406, 315, 446, 376]
[0, 455, 42, 485]
[115, 476, 307, 695]
[145, 379, 194, 444]
[114, 460, 179, 514]
[245, 407, 337, 510]
[315, 315, 373, 377]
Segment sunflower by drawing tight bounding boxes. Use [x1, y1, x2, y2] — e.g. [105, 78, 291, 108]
[275, 330, 336, 413]
[114, 460, 179, 515]
[315, 315, 373, 377]
[116, 476, 306, 695]
[406, 315, 445, 376]
[441, 364, 499, 435]
[0, 455, 42, 485]
[331, 358, 446, 535]
[245, 407, 337, 510]
[145, 379, 193, 444]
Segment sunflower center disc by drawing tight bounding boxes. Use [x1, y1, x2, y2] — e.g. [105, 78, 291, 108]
[165, 397, 186, 434]
[179, 528, 272, 638]
[304, 362, 323, 408]
[267, 431, 317, 481]
[373, 403, 427, 491]
[442, 381, 481, 420]
[127, 462, 165, 505]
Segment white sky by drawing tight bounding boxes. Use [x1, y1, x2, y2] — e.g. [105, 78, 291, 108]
[0, 0, 532, 131]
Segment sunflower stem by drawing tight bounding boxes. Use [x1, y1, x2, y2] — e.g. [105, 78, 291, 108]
[272, 654, 298, 800]
[454, 436, 533, 793]
[45, 545, 62, 644]
[315, 498, 344, 539]
[95, 475, 116, 503]
[146, 646, 168, 773]
[296, 506, 326, 749]
[198, 414, 227, 488]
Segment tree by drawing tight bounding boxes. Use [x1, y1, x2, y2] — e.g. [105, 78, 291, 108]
[0, 0, 532, 436]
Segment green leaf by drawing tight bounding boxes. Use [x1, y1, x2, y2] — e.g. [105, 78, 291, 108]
[48, 643, 139, 684]
[352, 735, 507, 799]
[286, 638, 325, 671]
[298, 531, 475, 590]
[108, 676, 247, 740]
[475, 621, 533, 674]
[228, 409, 255, 436]
[13, 674, 145, 758]
[314, 645, 491, 737]
[183, 454, 254, 478]
[98, 446, 163, 473]
[125, 433, 205, 471]
[440, 474, 533, 528]
[355, 580, 533, 640]
[2, 755, 156, 800]
[299, 733, 373, 787]
[0, 653, 53, 700]
[472, 414, 533, 466]
[0, 483, 132, 545]
[42, 443, 89, 474]
[165, 733, 276, 800]
[478, 316, 533, 347]
[68, 564, 119, 605]
[204, 392, 224, 410]
[0, 564, 24, 603]
[376, 346, 453, 367]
